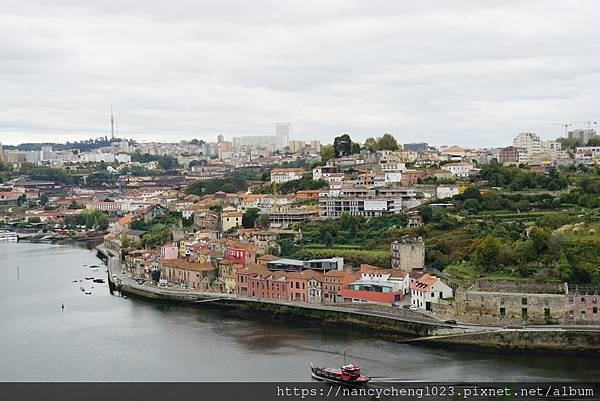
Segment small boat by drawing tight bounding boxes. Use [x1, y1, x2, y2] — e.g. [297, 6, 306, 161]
[80, 287, 85, 292]
[122, 295, 128, 299]
[310, 363, 370, 386]
[93, 278, 105, 283]
[0, 230, 18, 242]
[84, 277, 94, 280]
[85, 290, 92, 295]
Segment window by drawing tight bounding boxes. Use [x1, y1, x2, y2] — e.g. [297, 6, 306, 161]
[521, 298, 527, 305]
[544, 308, 550, 318]
[581, 297, 586, 302]
[521, 308, 528, 319]
[593, 307, 598, 314]
[499, 307, 506, 317]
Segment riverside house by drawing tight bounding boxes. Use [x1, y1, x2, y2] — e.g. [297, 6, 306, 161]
[160, 258, 216, 290]
[226, 241, 258, 266]
[235, 264, 288, 300]
[340, 265, 410, 304]
[410, 274, 453, 311]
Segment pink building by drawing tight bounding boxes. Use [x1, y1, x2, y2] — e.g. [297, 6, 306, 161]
[160, 244, 179, 260]
[567, 290, 599, 322]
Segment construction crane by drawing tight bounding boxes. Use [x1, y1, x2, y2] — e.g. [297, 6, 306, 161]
[548, 121, 598, 136]
[547, 123, 573, 136]
[570, 121, 598, 131]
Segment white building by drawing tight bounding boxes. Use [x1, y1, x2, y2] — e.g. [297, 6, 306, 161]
[575, 146, 600, 162]
[513, 132, 541, 160]
[270, 168, 305, 184]
[436, 185, 460, 199]
[441, 162, 474, 177]
[410, 274, 453, 311]
[355, 270, 411, 295]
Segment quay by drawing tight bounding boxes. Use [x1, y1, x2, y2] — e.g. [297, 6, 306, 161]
[97, 246, 600, 353]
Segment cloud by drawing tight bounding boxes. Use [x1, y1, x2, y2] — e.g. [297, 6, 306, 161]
[1, 0, 599, 146]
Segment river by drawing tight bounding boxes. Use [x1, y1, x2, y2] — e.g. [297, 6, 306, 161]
[0, 242, 598, 382]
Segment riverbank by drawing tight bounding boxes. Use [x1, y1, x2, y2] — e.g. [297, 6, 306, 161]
[98, 246, 600, 354]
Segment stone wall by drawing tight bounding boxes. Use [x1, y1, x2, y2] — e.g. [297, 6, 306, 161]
[455, 290, 565, 325]
[473, 279, 567, 294]
[423, 329, 600, 353]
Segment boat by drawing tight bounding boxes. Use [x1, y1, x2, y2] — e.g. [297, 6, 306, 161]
[0, 230, 18, 242]
[310, 363, 370, 386]
[80, 287, 85, 292]
[84, 290, 92, 295]
[93, 278, 105, 283]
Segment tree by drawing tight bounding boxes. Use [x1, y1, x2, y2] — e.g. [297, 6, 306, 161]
[17, 194, 27, 206]
[462, 198, 480, 212]
[333, 134, 352, 158]
[151, 269, 161, 283]
[68, 201, 84, 209]
[39, 194, 49, 206]
[376, 133, 399, 151]
[554, 251, 572, 281]
[258, 214, 270, 228]
[462, 186, 482, 201]
[587, 137, 600, 146]
[121, 235, 131, 248]
[472, 236, 501, 272]
[242, 208, 260, 229]
[351, 142, 361, 154]
[321, 144, 335, 162]
[364, 137, 377, 152]
[27, 216, 41, 223]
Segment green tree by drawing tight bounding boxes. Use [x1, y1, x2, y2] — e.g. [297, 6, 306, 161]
[363, 137, 377, 152]
[121, 235, 131, 248]
[462, 198, 480, 212]
[258, 214, 270, 228]
[333, 134, 352, 158]
[27, 216, 41, 223]
[472, 236, 501, 272]
[242, 208, 260, 229]
[39, 193, 49, 206]
[17, 194, 27, 206]
[321, 144, 335, 162]
[376, 133, 399, 151]
[554, 251, 572, 281]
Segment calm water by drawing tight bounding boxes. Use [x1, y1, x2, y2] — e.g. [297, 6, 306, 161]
[0, 242, 598, 382]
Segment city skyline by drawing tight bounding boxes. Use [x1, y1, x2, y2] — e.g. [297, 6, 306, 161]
[1, 1, 600, 146]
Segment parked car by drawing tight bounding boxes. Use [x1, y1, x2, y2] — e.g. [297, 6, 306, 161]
[444, 319, 458, 325]
[391, 301, 402, 308]
[402, 304, 412, 309]
[409, 305, 418, 310]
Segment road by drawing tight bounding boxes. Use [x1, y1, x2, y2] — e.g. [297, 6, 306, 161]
[100, 246, 600, 334]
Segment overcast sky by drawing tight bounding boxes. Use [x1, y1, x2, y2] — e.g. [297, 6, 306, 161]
[1, 0, 599, 147]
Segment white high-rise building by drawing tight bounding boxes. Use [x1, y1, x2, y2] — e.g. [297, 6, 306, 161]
[513, 132, 540, 160]
[275, 123, 290, 150]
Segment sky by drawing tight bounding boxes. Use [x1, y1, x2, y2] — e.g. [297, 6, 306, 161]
[1, 0, 599, 147]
